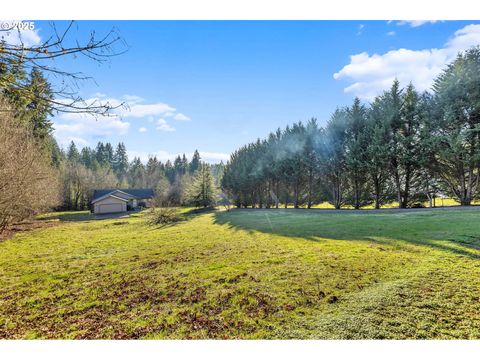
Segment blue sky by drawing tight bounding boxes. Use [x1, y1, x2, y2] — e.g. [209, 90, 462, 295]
[14, 20, 480, 163]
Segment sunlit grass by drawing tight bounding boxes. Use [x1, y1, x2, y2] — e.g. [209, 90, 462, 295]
[1, 208, 479, 339]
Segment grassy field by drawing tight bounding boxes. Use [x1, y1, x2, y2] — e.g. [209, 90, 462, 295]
[1, 208, 479, 339]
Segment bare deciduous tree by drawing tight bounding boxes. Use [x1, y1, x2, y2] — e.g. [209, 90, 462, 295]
[59, 162, 118, 210]
[0, 98, 60, 232]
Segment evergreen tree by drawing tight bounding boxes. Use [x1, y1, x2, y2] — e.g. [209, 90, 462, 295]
[24, 68, 54, 140]
[430, 47, 480, 205]
[344, 98, 370, 208]
[95, 142, 107, 165]
[1, 66, 53, 140]
[211, 162, 225, 189]
[365, 96, 393, 209]
[189, 150, 201, 174]
[164, 160, 175, 183]
[322, 109, 348, 209]
[187, 163, 218, 208]
[388, 82, 423, 208]
[104, 142, 114, 166]
[304, 119, 319, 208]
[128, 157, 146, 188]
[46, 136, 64, 169]
[113, 142, 129, 182]
[146, 156, 163, 188]
[80, 147, 93, 168]
[181, 154, 189, 175]
[67, 141, 80, 163]
[173, 155, 182, 176]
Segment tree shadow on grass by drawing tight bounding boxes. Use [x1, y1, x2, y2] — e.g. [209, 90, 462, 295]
[39, 211, 141, 222]
[213, 209, 480, 260]
[38, 211, 94, 222]
[182, 207, 218, 216]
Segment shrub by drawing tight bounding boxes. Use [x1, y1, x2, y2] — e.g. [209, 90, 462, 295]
[145, 207, 184, 225]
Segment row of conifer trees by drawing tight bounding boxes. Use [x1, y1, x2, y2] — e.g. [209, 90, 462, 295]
[221, 47, 480, 209]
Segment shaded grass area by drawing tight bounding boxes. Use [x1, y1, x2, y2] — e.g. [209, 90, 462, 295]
[1, 208, 479, 339]
[37, 210, 95, 222]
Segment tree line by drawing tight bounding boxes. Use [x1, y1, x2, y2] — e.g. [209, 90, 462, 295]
[61, 141, 224, 210]
[221, 47, 480, 209]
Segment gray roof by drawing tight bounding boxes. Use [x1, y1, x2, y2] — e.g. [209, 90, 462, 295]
[92, 188, 155, 202]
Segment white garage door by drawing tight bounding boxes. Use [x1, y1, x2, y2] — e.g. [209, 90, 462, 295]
[98, 203, 124, 214]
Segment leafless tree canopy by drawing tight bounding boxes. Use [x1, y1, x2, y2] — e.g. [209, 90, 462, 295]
[0, 97, 60, 232]
[60, 162, 118, 211]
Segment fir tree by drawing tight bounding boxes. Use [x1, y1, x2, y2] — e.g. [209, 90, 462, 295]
[189, 150, 201, 174]
[187, 163, 218, 208]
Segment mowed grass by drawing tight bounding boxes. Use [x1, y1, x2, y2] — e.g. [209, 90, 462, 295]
[1, 208, 479, 339]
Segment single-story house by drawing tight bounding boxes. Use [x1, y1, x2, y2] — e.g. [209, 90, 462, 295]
[91, 188, 155, 214]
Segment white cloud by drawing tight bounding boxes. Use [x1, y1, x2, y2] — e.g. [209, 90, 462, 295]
[127, 150, 229, 164]
[173, 113, 191, 121]
[446, 24, 480, 50]
[156, 118, 175, 132]
[0, 20, 42, 47]
[124, 103, 176, 118]
[122, 94, 144, 104]
[58, 136, 90, 147]
[127, 150, 173, 163]
[64, 93, 176, 119]
[53, 93, 188, 145]
[53, 113, 130, 147]
[200, 152, 230, 162]
[334, 24, 480, 100]
[53, 95, 129, 146]
[397, 20, 440, 28]
[386, 31, 396, 36]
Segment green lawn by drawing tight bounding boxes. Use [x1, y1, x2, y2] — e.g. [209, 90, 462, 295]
[1, 208, 479, 339]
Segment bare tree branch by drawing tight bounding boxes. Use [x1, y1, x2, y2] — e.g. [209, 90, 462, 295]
[0, 20, 129, 115]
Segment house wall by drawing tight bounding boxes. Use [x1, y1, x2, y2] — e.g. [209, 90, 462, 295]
[93, 196, 127, 214]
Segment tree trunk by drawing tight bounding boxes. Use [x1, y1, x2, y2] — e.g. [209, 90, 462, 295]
[401, 163, 411, 208]
[393, 167, 404, 208]
[373, 175, 381, 210]
[354, 178, 360, 209]
[293, 181, 299, 209]
[307, 168, 313, 209]
[266, 181, 271, 209]
[333, 178, 341, 210]
[275, 181, 279, 209]
[284, 184, 289, 208]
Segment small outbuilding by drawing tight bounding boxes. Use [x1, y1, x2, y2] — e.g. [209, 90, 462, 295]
[91, 188, 155, 214]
